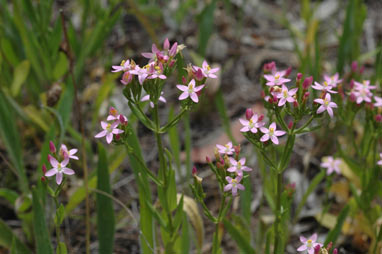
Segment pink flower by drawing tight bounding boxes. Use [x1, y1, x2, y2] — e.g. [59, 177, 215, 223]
[46, 155, 75, 185]
[224, 176, 244, 196]
[148, 63, 166, 80]
[260, 122, 286, 145]
[121, 71, 133, 85]
[314, 93, 337, 118]
[130, 66, 149, 85]
[378, 153, 382, 166]
[141, 92, 166, 108]
[374, 96, 382, 107]
[276, 85, 298, 106]
[354, 80, 376, 91]
[353, 87, 372, 104]
[311, 81, 337, 94]
[95, 121, 124, 144]
[239, 114, 264, 133]
[263, 72, 290, 87]
[297, 234, 322, 254]
[59, 144, 79, 160]
[142, 44, 161, 62]
[111, 60, 131, 73]
[320, 156, 341, 175]
[216, 142, 234, 155]
[177, 79, 205, 103]
[323, 73, 342, 87]
[106, 107, 127, 123]
[227, 157, 252, 176]
[200, 60, 219, 79]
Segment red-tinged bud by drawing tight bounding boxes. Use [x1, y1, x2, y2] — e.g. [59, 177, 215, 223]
[293, 100, 298, 108]
[48, 154, 54, 164]
[182, 76, 187, 84]
[314, 245, 321, 254]
[261, 90, 265, 98]
[366, 102, 374, 110]
[258, 114, 264, 122]
[270, 87, 274, 93]
[263, 61, 276, 74]
[234, 145, 240, 156]
[349, 93, 356, 102]
[206, 156, 211, 163]
[115, 134, 120, 141]
[327, 242, 333, 251]
[350, 79, 355, 89]
[272, 95, 278, 104]
[303, 92, 310, 103]
[284, 67, 292, 77]
[333, 248, 338, 254]
[195, 69, 204, 81]
[192, 166, 197, 175]
[245, 108, 254, 120]
[49, 141, 56, 154]
[196, 90, 202, 97]
[42, 164, 47, 174]
[302, 76, 313, 90]
[360, 65, 365, 74]
[268, 97, 273, 103]
[169, 59, 175, 67]
[220, 157, 225, 166]
[297, 73, 303, 81]
[375, 114, 382, 122]
[351, 61, 358, 72]
[119, 115, 127, 125]
[41, 176, 46, 182]
[216, 162, 223, 170]
[288, 121, 293, 129]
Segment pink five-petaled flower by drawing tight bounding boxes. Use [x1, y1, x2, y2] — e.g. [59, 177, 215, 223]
[216, 142, 234, 155]
[314, 93, 338, 118]
[200, 60, 219, 79]
[46, 155, 74, 185]
[59, 144, 79, 160]
[263, 72, 291, 87]
[311, 81, 337, 94]
[239, 114, 264, 133]
[353, 87, 373, 104]
[177, 79, 205, 103]
[323, 73, 342, 87]
[95, 121, 124, 144]
[297, 234, 322, 254]
[224, 176, 244, 196]
[227, 157, 252, 176]
[130, 66, 149, 85]
[260, 122, 286, 145]
[320, 156, 341, 175]
[111, 60, 131, 73]
[377, 153, 382, 166]
[142, 44, 161, 62]
[141, 92, 167, 108]
[276, 85, 298, 106]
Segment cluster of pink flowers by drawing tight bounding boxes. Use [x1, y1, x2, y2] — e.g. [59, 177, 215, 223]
[43, 141, 78, 185]
[216, 142, 252, 196]
[297, 234, 338, 254]
[95, 107, 127, 144]
[349, 79, 377, 105]
[240, 109, 286, 145]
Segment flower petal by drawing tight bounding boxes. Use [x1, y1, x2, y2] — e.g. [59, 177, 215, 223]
[45, 169, 57, 177]
[56, 172, 63, 185]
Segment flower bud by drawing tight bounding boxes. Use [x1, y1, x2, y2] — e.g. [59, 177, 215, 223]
[192, 166, 197, 175]
[258, 114, 264, 122]
[350, 79, 355, 89]
[293, 100, 298, 108]
[214, 148, 221, 162]
[263, 61, 276, 74]
[234, 145, 240, 157]
[42, 164, 47, 174]
[245, 108, 254, 120]
[49, 141, 56, 154]
[349, 93, 356, 102]
[119, 115, 127, 125]
[115, 134, 121, 141]
[194, 69, 204, 81]
[109, 107, 118, 116]
[351, 61, 358, 72]
[333, 248, 338, 254]
[359, 65, 365, 74]
[288, 121, 293, 129]
[169, 59, 175, 67]
[375, 114, 382, 122]
[182, 76, 187, 84]
[284, 67, 292, 77]
[261, 90, 266, 98]
[302, 76, 313, 90]
[326, 242, 333, 251]
[41, 176, 46, 182]
[297, 73, 303, 81]
[314, 245, 321, 254]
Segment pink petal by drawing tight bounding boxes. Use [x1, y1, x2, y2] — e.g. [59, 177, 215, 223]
[106, 133, 113, 144]
[101, 121, 108, 129]
[237, 184, 245, 190]
[141, 95, 150, 102]
[239, 119, 249, 126]
[63, 168, 75, 175]
[229, 158, 237, 165]
[112, 128, 124, 134]
[225, 176, 232, 182]
[300, 236, 307, 243]
[190, 93, 199, 103]
[260, 134, 269, 142]
[179, 92, 189, 100]
[278, 98, 286, 106]
[297, 245, 307, 251]
[56, 172, 63, 185]
[316, 105, 326, 114]
[227, 167, 236, 172]
[61, 156, 69, 167]
[232, 186, 238, 196]
[260, 127, 269, 134]
[176, 85, 188, 91]
[142, 52, 154, 59]
[314, 98, 324, 104]
[48, 155, 59, 168]
[45, 169, 57, 177]
[239, 158, 246, 165]
[224, 184, 232, 192]
[275, 130, 286, 136]
[240, 126, 249, 132]
[327, 107, 334, 117]
[269, 122, 276, 129]
[271, 135, 279, 145]
[310, 233, 317, 242]
[250, 127, 258, 133]
[95, 130, 107, 138]
[194, 85, 205, 92]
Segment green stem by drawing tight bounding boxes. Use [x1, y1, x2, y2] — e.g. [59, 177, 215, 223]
[53, 197, 61, 253]
[273, 173, 283, 254]
[212, 195, 227, 254]
[295, 115, 314, 133]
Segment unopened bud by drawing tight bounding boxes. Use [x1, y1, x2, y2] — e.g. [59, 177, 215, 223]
[42, 164, 47, 174]
[293, 100, 298, 108]
[49, 141, 56, 154]
[284, 67, 292, 77]
[350, 80, 355, 89]
[349, 93, 356, 102]
[261, 90, 265, 98]
[359, 65, 365, 74]
[258, 114, 264, 122]
[182, 76, 187, 84]
[263, 61, 276, 74]
[297, 73, 303, 81]
[194, 69, 204, 81]
[206, 156, 211, 163]
[288, 121, 293, 129]
[326, 242, 333, 251]
[245, 108, 254, 120]
[41, 176, 46, 182]
[302, 76, 313, 90]
[234, 145, 240, 156]
[115, 134, 120, 141]
[192, 166, 197, 175]
[119, 115, 127, 125]
[332, 248, 338, 254]
[375, 114, 382, 122]
[109, 106, 118, 116]
[169, 59, 176, 67]
[314, 245, 321, 254]
[351, 61, 358, 72]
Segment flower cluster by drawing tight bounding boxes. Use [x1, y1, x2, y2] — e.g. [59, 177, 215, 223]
[214, 142, 252, 196]
[95, 107, 127, 144]
[43, 141, 77, 185]
[297, 234, 338, 254]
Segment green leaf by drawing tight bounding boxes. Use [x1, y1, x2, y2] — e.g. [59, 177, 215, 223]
[56, 242, 67, 254]
[0, 38, 19, 66]
[52, 52, 68, 80]
[96, 143, 115, 254]
[168, 107, 181, 173]
[0, 91, 28, 193]
[223, 218, 256, 254]
[54, 204, 65, 226]
[32, 188, 54, 254]
[215, 89, 236, 144]
[0, 188, 18, 205]
[196, 0, 217, 56]
[0, 218, 31, 253]
[11, 60, 30, 96]
[324, 204, 350, 246]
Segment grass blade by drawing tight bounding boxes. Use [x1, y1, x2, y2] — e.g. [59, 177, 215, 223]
[324, 204, 350, 246]
[0, 218, 31, 253]
[223, 218, 256, 254]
